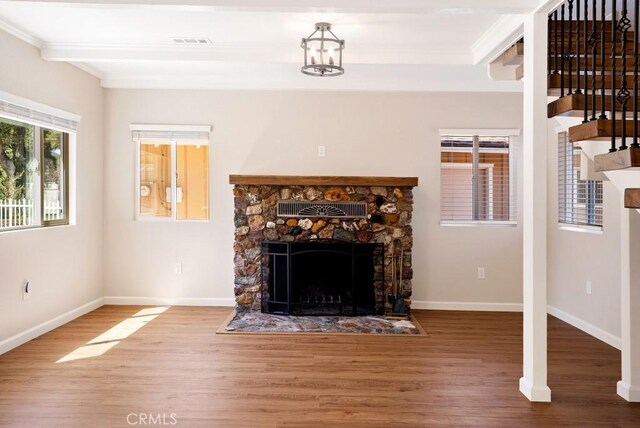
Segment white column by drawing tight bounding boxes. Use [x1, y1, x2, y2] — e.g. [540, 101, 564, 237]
[618, 207, 640, 401]
[520, 12, 551, 402]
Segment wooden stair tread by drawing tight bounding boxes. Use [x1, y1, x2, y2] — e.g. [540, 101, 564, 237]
[549, 73, 637, 89]
[557, 57, 638, 71]
[548, 93, 640, 118]
[594, 147, 640, 172]
[624, 188, 640, 209]
[568, 119, 640, 142]
[549, 35, 636, 45]
[550, 43, 640, 55]
[501, 43, 523, 66]
[549, 21, 618, 30]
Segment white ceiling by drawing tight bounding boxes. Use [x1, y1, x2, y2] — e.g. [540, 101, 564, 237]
[0, 0, 542, 91]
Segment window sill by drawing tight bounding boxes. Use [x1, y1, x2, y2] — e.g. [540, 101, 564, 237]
[440, 221, 517, 227]
[0, 222, 72, 234]
[558, 224, 603, 234]
[135, 216, 210, 223]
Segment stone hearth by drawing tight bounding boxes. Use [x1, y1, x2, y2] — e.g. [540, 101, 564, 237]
[230, 175, 418, 314]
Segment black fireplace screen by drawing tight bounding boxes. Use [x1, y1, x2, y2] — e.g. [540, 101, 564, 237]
[261, 240, 384, 316]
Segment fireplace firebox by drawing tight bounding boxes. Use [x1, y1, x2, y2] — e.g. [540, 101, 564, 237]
[261, 240, 385, 316]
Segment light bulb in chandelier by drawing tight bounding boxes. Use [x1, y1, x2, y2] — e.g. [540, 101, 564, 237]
[327, 48, 335, 66]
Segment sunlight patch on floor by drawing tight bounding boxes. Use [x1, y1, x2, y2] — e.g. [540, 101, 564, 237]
[56, 341, 120, 363]
[56, 306, 169, 363]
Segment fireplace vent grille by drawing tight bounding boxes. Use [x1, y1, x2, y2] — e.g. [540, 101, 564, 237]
[277, 200, 367, 218]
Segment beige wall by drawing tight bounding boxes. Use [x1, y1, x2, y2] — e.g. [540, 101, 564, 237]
[0, 24, 625, 352]
[547, 119, 622, 340]
[103, 89, 524, 306]
[0, 31, 104, 341]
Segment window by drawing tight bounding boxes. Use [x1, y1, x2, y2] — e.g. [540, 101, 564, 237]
[558, 132, 603, 229]
[133, 125, 211, 221]
[440, 133, 516, 225]
[0, 92, 76, 231]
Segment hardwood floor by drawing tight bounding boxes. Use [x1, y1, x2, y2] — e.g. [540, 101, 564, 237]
[0, 306, 639, 427]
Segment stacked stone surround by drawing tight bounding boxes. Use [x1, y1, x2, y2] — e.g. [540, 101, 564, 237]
[232, 182, 415, 313]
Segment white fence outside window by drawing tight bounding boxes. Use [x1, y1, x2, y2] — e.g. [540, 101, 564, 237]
[0, 198, 62, 229]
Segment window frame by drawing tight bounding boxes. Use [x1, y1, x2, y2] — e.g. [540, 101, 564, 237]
[132, 124, 211, 223]
[557, 131, 603, 231]
[0, 119, 73, 232]
[41, 130, 70, 227]
[439, 129, 519, 227]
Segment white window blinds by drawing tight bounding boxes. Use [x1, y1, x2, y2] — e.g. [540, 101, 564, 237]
[558, 132, 603, 227]
[130, 124, 211, 143]
[440, 135, 516, 223]
[0, 92, 79, 134]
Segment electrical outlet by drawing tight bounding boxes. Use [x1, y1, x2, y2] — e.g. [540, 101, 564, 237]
[175, 262, 182, 275]
[318, 145, 326, 157]
[586, 280, 592, 295]
[477, 267, 485, 280]
[23, 281, 30, 300]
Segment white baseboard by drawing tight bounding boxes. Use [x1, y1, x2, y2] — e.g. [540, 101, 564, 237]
[547, 305, 621, 350]
[519, 377, 552, 402]
[103, 296, 236, 307]
[411, 300, 523, 312]
[617, 381, 640, 402]
[0, 297, 105, 356]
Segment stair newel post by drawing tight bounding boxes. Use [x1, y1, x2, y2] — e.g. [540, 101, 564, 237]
[610, 0, 618, 152]
[618, 0, 630, 150]
[576, 0, 582, 93]
[561, 4, 566, 97]
[590, 0, 598, 120]
[632, 0, 640, 149]
[568, 0, 575, 94]
[583, 0, 589, 122]
[600, 0, 608, 119]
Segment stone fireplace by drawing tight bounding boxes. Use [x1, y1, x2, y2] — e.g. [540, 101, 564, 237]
[230, 175, 418, 314]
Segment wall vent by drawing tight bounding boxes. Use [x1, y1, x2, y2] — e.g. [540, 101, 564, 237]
[172, 37, 212, 45]
[277, 200, 367, 218]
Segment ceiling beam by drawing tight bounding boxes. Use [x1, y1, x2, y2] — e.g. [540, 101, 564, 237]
[99, 74, 524, 92]
[8, 0, 541, 14]
[41, 43, 474, 65]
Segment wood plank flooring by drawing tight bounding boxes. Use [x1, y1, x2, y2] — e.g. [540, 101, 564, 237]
[0, 306, 639, 427]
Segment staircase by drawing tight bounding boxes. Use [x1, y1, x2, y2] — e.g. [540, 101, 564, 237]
[544, 0, 640, 211]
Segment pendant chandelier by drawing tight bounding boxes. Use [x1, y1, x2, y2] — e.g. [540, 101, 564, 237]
[300, 22, 345, 77]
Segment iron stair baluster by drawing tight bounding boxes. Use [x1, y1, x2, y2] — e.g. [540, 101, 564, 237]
[590, 0, 598, 120]
[561, 3, 566, 97]
[583, 0, 589, 122]
[618, 0, 631, 150]
[633, 0, 640, 148]
[611, 0, 618, 152]
[568, 0, 575, 94]
[600, 0, 608, 119]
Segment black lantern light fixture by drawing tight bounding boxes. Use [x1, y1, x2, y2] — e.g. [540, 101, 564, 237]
[301, 22, 345, 77]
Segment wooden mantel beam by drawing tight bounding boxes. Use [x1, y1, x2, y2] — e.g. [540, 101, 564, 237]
[229, 175, 418, 187]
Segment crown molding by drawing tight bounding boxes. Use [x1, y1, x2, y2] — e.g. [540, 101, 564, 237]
[533, 0, 564, 14]
[471, 15, 524, 65]
[69, 61, 105, 79]
[0, 17, 42, 48]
